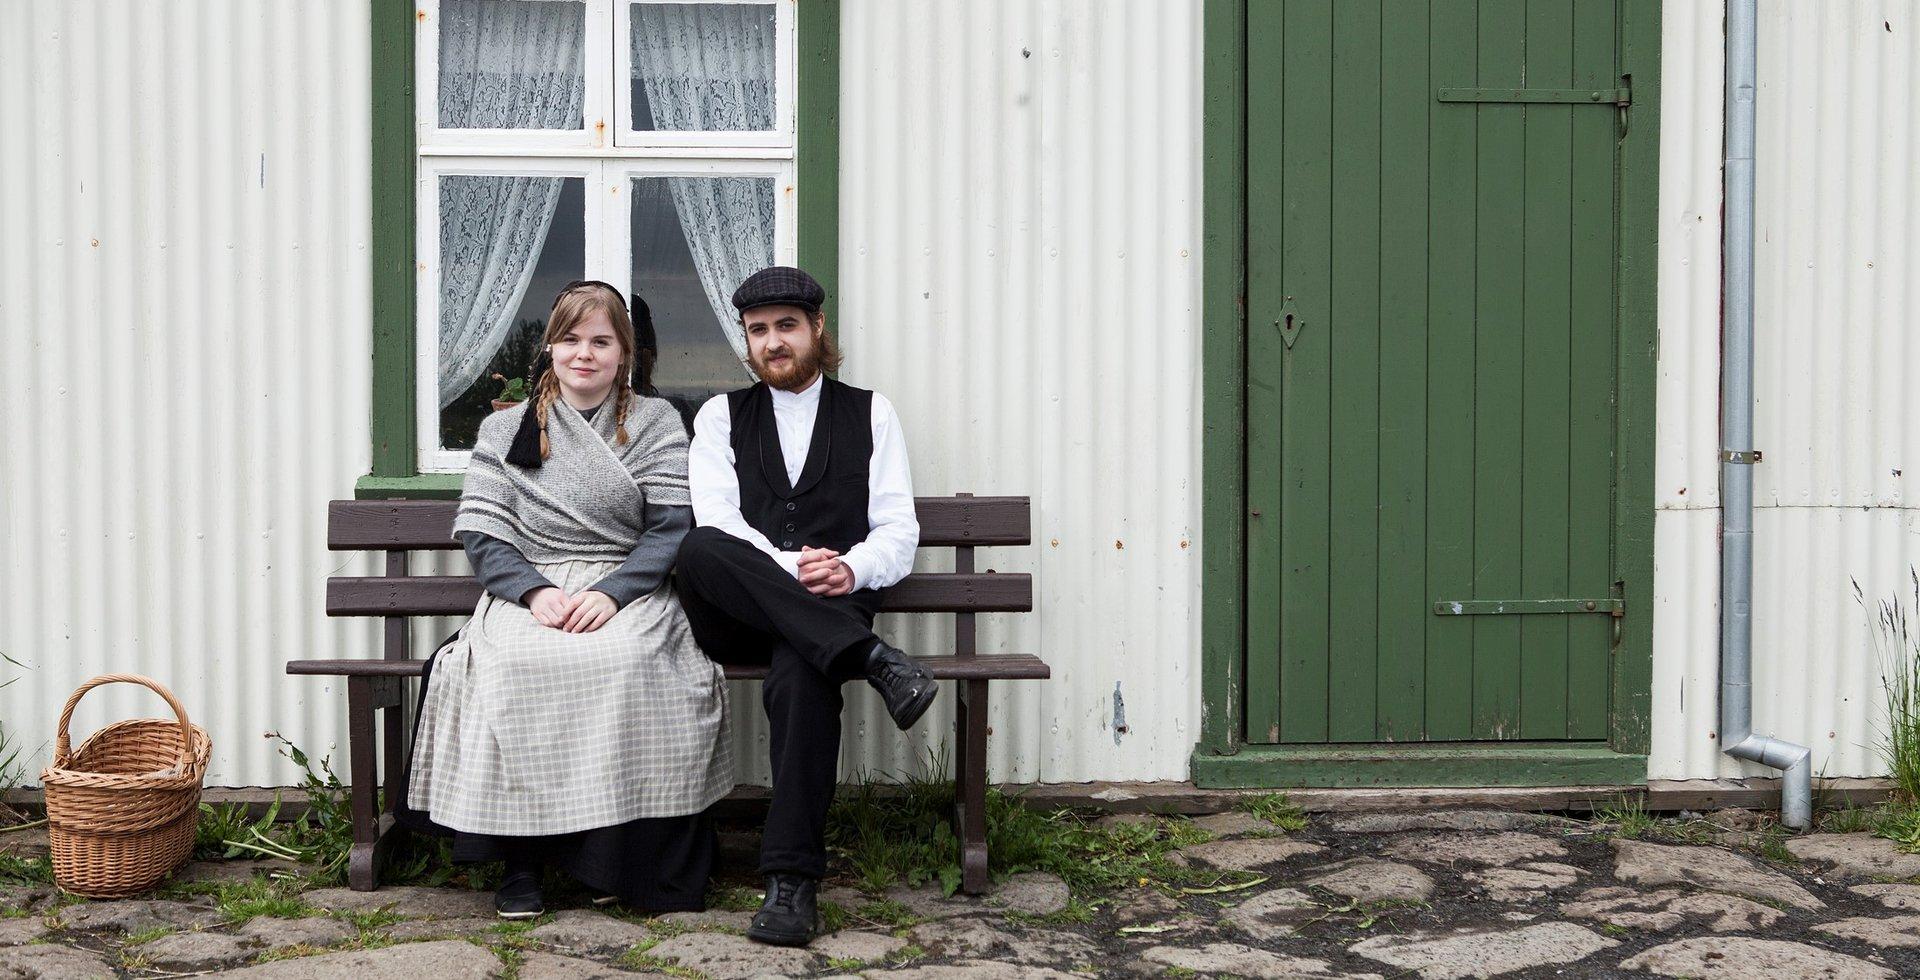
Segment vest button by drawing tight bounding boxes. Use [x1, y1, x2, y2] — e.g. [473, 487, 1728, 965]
[786, 502, 797, 511]
[784, 522, 796, 532]
[782, 540, 794, 549]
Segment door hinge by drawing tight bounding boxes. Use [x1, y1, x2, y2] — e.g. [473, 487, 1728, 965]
[1433, 598, 1625, 618]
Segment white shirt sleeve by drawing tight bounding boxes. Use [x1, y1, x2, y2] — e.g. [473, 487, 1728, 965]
[688, 394, 803, 579]
[840, 392, 920, 592]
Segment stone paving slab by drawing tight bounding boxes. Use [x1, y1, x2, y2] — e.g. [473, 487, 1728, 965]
[302, 886, 495, 920]
[1384, 831, 1568, 868]
[1305, 859, 1435, 903]
[204, 939, 503, 979]
[383, 916, 503, 941]
[1620, 936, 1896, 979]
[1854, 883, 1920, 910]
[237, 914, 357, 949]
[860, 961, 1084, 979]
[130, 929, 260, 971]
[1141, 941, 1382, 980]
[808, 928, 908, 963]
[1813, 914, 1920, 948]
[1467, 861, 1582, 901]
[1787, 833, 1920, 880]
[651, 908, 754, 932]
[1348, 921, 1617, 979]
[0, 941, 116, 980]
[526, 909, 653, 954]
[1612, 837, 1825, 910]
[907, 916, 1008, 958]
[644, 930, 824, 979]
[171, 859, 305, 885]
[51, 897, 224, 934]
[1561, 885, 1786, 932]
[1220, 887, 1322, 942]
[1166, 836, 1325, 871]
[0, 916, 52, 946]
[515, 951, 670, 979]
[1323, 810, 1558, 834]
[1189, 811, 1276, 836]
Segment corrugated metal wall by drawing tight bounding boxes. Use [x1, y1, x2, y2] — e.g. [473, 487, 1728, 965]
[0, 1, 376, 788]
[833, 0, 1203, 783]
[1651, 0, 1920, 779]
[0, 0, 1203, 789]
[7, 0, 1913, 790]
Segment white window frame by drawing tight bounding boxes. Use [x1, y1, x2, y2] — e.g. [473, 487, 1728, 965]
[416, 0, 616, 152]
[613, 0, 795, 150]
[415, 0, 798, 471]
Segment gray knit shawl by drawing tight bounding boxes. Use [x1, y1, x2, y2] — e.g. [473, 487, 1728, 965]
[454, 394, 690, 563]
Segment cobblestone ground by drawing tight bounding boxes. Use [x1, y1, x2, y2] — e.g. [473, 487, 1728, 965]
[6, 809, 1920, 978]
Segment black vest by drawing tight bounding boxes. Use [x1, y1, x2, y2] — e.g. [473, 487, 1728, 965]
[727, 378, 873, 554]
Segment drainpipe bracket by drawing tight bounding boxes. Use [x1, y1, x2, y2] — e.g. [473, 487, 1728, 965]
[1720, 449, 1764, 464]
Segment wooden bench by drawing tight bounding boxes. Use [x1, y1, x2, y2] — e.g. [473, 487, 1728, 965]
[288, 494, 1048, 894]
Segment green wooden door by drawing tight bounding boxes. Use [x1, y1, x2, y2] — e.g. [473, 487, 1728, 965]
[1245, 0, 1625, 745]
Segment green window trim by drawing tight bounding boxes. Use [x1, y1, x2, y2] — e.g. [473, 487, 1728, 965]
[1193, 0, 1660, 783]
[359, 0, 841, 499]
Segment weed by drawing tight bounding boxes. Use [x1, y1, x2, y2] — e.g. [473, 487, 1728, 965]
[0, 855, 52, 884]
[1238, 792, 1309, 832]
[254, 942, 332, 963]
[818, 901, 848, 934]
[1593, 795, 1656, 839]
[1601, 922, 1631, 937]
[1858, 573, 1920, 803]
[827, 957, 865, 971]
[1162, 967, 1199, 979]
[710, 884, 762, 913]
[1820, 804, 1880, 835]
[852, 899, 919, 928]
[890, 943, 927, 963]
[122, 926, 174, 946]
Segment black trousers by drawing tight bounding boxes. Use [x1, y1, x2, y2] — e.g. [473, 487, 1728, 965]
[675, 525, 885, 879]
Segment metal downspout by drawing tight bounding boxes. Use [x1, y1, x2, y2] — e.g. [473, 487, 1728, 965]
[1720, 0, 1812, 829]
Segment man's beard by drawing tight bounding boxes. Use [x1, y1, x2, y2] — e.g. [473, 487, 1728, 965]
[751, 337, 824, 391]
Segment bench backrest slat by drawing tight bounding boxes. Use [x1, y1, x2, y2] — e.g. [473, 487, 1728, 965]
[328, 572, 1032, 617]
[329, 496, 1031, 550]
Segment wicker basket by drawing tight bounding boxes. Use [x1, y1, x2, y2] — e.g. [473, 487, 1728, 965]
[40, 674, 212, 897]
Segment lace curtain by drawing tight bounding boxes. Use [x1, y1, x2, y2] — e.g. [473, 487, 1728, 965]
[633, 4, 777, 369]
[436, 0, 585, 408]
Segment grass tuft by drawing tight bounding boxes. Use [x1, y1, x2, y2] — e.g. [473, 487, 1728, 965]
[1237, 792, 1309, 832]
[1593, 795, 1657, 840]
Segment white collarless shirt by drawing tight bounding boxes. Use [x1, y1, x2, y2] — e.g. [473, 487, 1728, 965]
[688, 374, 919, 591]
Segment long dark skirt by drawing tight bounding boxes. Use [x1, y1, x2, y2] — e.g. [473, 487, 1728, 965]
[395, 648, 716, 912]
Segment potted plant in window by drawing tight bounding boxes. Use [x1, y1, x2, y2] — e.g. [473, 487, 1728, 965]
[490, 373, 530, 412]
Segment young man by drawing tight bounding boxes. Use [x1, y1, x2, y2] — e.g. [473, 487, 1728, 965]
[676, 265, 933, 947]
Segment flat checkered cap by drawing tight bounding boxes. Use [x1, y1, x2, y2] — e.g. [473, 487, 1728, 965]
[731, 265, 825, 315]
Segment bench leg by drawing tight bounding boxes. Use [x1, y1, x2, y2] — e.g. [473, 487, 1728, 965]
[346, 676, 407, 892]
[953, 679, 990, 895]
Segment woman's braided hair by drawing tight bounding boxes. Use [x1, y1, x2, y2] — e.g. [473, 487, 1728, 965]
[530, 281, 640, 461]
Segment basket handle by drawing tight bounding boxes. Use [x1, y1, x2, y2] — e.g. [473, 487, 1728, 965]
[53, 673, 195, 772]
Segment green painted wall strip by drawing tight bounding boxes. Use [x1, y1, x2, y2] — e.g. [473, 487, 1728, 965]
[1197, 0, 1248, 757]
[1610, 0, 1662, 755]
[369, 0, 417, 479]
[1191, 743, 1648, 789]
[355, 473, 464, 500]
[796, 0, 840, 330]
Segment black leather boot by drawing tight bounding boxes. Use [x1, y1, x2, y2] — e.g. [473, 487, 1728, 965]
[865, 641, 937, 730]
[494, 868, 545, 919]
[747, 873, 819, 947]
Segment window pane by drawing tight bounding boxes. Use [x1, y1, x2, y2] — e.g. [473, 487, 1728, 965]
[631, 175, 775, 426]
[439, 0, 587, 130]
[630, 3, 777, 132]
[438, 175, 585, 451]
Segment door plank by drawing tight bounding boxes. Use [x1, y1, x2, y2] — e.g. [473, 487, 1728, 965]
[1327, 0, 1385, 743]
[1245, 0, 1288, 744]
[1375, 0, 1434, 742]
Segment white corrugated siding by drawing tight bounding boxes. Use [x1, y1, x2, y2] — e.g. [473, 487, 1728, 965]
[10, 0, 1911, 791]
[0, 1, 375, 788]
[832, 0, 1202, 784]
[0, 0, 1202, 788]
[1652, 0, 1920, 779]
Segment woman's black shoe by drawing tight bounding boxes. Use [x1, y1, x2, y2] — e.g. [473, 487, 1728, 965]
[746, 873, 818, 947]
[495, 870, 545, 919]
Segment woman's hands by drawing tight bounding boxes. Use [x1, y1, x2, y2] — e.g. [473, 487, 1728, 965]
[526, 587, 619, 632]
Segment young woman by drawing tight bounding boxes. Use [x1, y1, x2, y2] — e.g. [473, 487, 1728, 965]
[402, 281, 732, 918]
